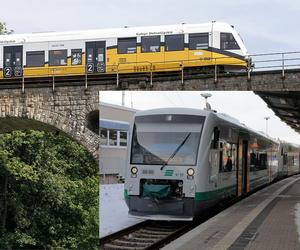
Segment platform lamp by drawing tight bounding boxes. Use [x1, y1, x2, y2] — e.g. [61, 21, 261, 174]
[201, 93, 212, 110]
[264, 116, 270, 135]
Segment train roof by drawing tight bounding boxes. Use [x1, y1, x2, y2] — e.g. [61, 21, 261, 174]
[134, 107, 278, 144]
[0, 22, 235, 44]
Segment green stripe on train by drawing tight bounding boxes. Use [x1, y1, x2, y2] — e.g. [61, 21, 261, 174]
[195, 185, 236, 201]
[124, 189, 128, 199]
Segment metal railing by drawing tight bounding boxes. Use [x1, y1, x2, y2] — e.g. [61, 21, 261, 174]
[2, 51, 300, 92]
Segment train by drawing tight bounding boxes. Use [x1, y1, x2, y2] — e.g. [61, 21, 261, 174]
[0, 22, 249, 80]
[124, 108, 300, 220]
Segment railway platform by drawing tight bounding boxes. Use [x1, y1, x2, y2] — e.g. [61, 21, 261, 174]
[162, 175, 300, 250]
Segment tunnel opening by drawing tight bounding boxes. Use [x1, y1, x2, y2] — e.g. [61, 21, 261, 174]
[87, 110, 99, 135]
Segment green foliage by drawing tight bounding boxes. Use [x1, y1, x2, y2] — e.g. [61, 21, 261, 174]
[0, 130, 99, 249]
[0, 22, 13, 35]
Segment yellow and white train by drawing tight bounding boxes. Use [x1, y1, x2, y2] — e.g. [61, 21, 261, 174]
[0, 22, 249, 79]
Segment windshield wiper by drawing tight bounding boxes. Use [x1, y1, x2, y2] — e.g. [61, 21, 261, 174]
[160, 132, 191, 171]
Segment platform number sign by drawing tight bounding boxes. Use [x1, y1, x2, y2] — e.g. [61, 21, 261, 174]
[86, 63, 94, 73]
[4, 67, 12, 78]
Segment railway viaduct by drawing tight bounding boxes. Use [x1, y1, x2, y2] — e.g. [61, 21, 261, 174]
[102, 69, 300, 90]
[0, 84, 103, 160]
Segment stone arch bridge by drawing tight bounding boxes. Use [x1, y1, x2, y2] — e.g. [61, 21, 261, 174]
[0, 84, 102, 161]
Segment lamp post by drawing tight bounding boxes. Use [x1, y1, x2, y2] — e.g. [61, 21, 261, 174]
[201, 93, 212, 110]
[264, 116, 270, 135]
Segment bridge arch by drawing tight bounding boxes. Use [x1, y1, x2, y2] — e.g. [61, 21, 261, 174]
[0, 86, 100, 160]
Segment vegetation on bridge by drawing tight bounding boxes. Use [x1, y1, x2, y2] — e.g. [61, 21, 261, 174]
[0, 22, 13, 35]
[0, 130, 99, 249]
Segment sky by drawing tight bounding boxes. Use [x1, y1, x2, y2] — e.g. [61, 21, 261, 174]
[100, 91, 300, 145]
[2, 0, 300, 53]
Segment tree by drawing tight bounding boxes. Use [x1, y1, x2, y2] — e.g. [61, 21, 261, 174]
[0, 130, 99, 249]
[0, 22, 13, 35]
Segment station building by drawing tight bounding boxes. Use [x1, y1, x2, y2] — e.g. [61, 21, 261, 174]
[100, 102, 137, 184]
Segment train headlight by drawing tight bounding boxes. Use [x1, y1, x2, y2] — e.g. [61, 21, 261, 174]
[131, 167, 138, 174]
[187, 168, 195, 176]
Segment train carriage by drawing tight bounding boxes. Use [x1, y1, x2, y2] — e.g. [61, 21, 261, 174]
[0, 22, 249, 80]
[124, 107, 300, 221]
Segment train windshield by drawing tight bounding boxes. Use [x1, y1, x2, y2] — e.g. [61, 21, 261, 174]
[130, 114, 205, 166]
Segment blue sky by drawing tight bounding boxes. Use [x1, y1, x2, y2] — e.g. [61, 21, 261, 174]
[2, 0, 300, 53]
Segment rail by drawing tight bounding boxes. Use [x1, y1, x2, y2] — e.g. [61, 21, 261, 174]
[2, 51, 300, 91]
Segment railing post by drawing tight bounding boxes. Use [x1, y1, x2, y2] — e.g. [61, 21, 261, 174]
[52, 75, 55, 92]
[181, 65, 184, 86]
[22, 76, 25, 94]
[247, 58, 251, 81]
[150, 63, 153, 87]
[282, 53, 285, 79]
[214, 59, 218, 83]
[85, 73, 88, 89]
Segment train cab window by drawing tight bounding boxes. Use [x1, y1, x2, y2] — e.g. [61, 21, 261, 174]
[165, 34, 184, 51]
[189, 33, 209, 50]
[118, 37, 136, 54]
[26, 51, 45, 67]
[220, 33, 240, 50]
[119, 131, 128, 147]
[71, 49, 82, 65]
[49, 50, 67, 66]
[141, 36, 160, 53]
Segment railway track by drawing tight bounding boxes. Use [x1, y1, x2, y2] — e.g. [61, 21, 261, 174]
[100, 221, 192, 250]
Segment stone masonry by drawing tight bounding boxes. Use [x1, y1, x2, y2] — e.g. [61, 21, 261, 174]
[0, 85, 102, 161]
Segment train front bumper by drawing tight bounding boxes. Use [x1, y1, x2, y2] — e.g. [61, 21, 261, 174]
[126, 196, 194, 221]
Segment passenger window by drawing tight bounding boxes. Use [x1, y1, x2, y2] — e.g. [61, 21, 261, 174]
[141, 36, 160, 53]
[220, 33, 240, 50]
[26, 51, 45, 67]
[49, 50, 67, 66]
[71, 49, 82, 65]
[4, 53, 11, 67]
[100, 129, 108, 145]
[119, 131, 128, 146]
[189, 33, 209, 50]
[220, 142, 236, 172]
[109, 129, 118, 146]
[118, 37, 136, 54]
[165, 34, 184, 51]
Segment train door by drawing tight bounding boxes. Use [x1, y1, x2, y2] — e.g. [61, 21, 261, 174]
[3, 46, 23, 78]
[237, 138, 249, 196]
[85, 41, 106, 74]
[241, 140, 248, 194]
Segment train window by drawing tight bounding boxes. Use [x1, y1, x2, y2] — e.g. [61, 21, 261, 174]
[141, 36, 160, 53]
[220, 142, 236, 172]
[220, 33, 240, 50]
[109, 130, 118, 146]
[119, 131, 127, 147]
[26, 51, 45, 67]
[189, 33, 209, 50]
[49, 50, 67, 66]
[4, 52, 11, 67]
[100, 129, 108, 145]
[165, 34, 184, 51]
[71, 49, 82, 65]
[118, 37, 136, 54]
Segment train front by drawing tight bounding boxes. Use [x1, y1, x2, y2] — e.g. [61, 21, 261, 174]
[124, 109, 205, 220]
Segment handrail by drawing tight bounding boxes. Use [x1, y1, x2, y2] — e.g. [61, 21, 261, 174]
[3, 50, 300, 90]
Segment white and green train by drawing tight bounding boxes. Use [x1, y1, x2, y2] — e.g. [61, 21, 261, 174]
[124, 108, 300, 220]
